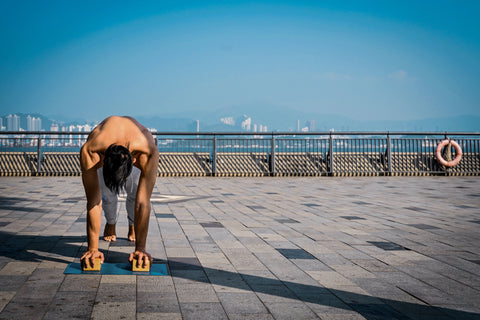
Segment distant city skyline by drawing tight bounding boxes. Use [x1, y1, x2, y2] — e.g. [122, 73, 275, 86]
[0, 112, 271, 133]
[1, 110, 479, 133]
[1, 1, 479, 126]
[0, 113, 92, 132]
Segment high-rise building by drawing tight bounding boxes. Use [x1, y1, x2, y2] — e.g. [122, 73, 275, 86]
[35, 118, 41, 131]
[241, 117, 251, 131]
[306, 120, 316, 132]
[27, 115, 33, 131]
[0, 117, 3, 131]
[220, 117, 235, 126]
[26, 116, 42, 131]
[27, 115, 42, 131]
[50, 123, 59, 131]
[6, 114, 20, 131]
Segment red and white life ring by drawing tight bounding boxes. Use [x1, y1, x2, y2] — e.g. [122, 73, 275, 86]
[436, 139, 462, 167]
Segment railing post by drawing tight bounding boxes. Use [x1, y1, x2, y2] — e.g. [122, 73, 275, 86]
[154, 137, 158, 176]
[387, 133, 392, 175]
[36, 136, 43, 175]
[270, 134, 276, 176]
[212, 135, 217, 176]
[329, 133, 334, 176]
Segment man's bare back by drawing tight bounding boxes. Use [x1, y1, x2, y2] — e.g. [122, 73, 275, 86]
[80, 116, 159, 269]
[81, 116, 155, 170]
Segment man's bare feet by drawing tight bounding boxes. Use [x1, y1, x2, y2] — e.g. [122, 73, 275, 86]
[103, 223, 117, 242]
[128, 225, 135, 242]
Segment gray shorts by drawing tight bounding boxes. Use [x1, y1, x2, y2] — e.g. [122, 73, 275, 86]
[97, 166, 141, 225]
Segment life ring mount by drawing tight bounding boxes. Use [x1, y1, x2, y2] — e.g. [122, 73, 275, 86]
[436, 139, 462, 167]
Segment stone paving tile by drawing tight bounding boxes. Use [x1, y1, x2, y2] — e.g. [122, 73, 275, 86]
[43, 291, 95, 320]
[180, 302, 228, 320]
[217, 292, 268, 314]
[0, 291, 15, 313]
[1, 176, 480, 319]
[136, 291, 181, 313]
[175, 283, 220, 303]
[0, 275, 29, 291]
[228, 314, 275, 320]
[265, 301, 320, 319]
[96, 283, 137, 302]
[91, 301, 136, 320]
[60, 274, 101, 292]
[0, 296, 53, 320]
[206, 269, 252, 293]
[137, 312, 183, 320]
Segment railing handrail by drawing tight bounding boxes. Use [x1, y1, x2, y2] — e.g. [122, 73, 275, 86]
[1, 131, 479, 176]
[2, 131, 480, 137]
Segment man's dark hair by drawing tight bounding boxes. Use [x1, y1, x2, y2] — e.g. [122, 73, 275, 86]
[103, 144, 133, 194]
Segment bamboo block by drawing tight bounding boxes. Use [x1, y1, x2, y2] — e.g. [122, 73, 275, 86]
[132, 258, 151, 272]
[82, 258, 102, 271]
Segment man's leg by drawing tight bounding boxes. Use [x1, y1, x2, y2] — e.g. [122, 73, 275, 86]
[98, 168, 118, 241]
[125, 167, 141, 241]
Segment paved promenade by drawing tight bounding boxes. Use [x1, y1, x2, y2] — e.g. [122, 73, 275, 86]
[0, 176, 479, 319]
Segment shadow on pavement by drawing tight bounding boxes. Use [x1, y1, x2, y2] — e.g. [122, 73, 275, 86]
[0, 231, 84, 264]
[0, 231, 479, 320]
[165, 259, 479, 320]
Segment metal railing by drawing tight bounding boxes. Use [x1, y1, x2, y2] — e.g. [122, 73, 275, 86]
[1, 131, 479, 176]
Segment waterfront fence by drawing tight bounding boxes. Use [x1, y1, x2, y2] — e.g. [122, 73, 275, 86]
[1, 131, 479, 176]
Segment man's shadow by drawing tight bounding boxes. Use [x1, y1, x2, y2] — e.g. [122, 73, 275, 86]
[0, 231, 84, 264]
[0, 230, 479, 320]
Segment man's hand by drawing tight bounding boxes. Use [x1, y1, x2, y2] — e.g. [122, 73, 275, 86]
[129, 250, 152, 268]
[81, 249, 105, 269]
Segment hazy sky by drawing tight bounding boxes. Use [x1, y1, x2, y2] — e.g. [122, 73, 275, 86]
[1, 0, 479, 121]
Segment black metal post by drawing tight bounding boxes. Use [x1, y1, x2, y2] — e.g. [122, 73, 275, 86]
[36, 136, 43, 174]
[270, 134, 276, 176]
[212, 135, 217, 176]
[329, 133, 334, 175]
[387, 133, 392, 175]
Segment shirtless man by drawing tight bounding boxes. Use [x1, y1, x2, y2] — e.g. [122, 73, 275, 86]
[80, 116, 159, 269]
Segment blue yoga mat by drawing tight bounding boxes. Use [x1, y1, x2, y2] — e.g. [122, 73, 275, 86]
[64, 262, 168, 276]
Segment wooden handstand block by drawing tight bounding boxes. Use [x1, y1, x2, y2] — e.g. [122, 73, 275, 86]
[132, 258, 150, 272]
[82, 258, 102, 271]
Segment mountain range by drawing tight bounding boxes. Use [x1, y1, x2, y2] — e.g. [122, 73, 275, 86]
[3, 106, 479, 132]
[135, 105, 480, 132]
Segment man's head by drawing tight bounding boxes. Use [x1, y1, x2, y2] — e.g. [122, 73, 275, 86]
[103, 144, 133, 194]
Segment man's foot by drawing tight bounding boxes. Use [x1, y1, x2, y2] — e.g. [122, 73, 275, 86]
[128, 225, 135, 242]
[103, 223, 117, 242]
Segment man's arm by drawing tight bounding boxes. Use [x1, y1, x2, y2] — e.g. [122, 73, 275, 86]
[80, 147, 104, 268]
[129, 148, 159, 267]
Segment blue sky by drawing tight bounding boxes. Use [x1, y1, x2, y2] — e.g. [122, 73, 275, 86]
[1, 0, 479, 122]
